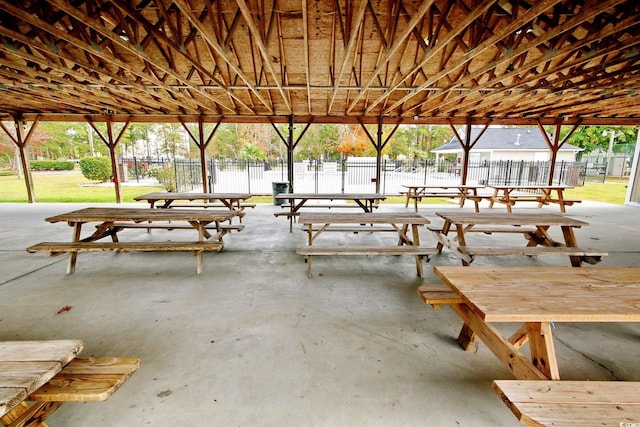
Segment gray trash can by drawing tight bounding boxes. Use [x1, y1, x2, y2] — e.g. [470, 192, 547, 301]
[272, 181, 289, 205]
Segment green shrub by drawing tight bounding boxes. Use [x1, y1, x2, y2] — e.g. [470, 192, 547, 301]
[30, 160, 75, 171]
[148, 165, 176, 192]
[79, 157, 112, 182]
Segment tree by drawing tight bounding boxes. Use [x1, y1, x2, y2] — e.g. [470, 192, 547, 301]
[238, 143, 266, 160]
[561, 126, 637, 154]
[155, 123, 187, 158]
[123, 123, 154, 158]
[336, 125, 372, 157]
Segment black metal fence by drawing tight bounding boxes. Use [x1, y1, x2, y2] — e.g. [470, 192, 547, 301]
[119, 157, 591, 195]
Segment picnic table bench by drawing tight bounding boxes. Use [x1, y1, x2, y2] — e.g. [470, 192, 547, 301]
[431, 211, 606, 267]
[26, 207, 238, 274]
[401, 184, 489, 212]
[134, 192, 253, 222]
[493, 380, 640, 427]
[297, 211, 435, 277]
[487, 185, 581, 213]
[274, 193, 385, 231]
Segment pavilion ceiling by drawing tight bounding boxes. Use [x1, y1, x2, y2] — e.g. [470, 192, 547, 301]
[0, 0, 639, 125]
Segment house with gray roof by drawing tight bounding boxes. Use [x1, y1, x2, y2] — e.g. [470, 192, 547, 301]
[432, 127, 582, 163]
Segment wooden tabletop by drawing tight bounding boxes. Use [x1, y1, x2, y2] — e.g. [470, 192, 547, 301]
[434, 266, 640, 322]
[134, 192, 251, 201]
[45, 207, 237, 223]
[435, 211, 589, 227]
[488, 185, 573, 190]
[402, 184, 482, 189]
[0, 340, 83, 417]
[299, 212, 430, 225]
[275, 193, 386, 200]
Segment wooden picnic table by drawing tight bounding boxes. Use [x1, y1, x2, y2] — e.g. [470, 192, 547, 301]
[487, 184, 580, 213]
[431, 266, 640, 381]
[27, 207, 238, 274]
[134, 192, 253, 222]
[297, 211, 435, 277]
[1, 340, 139, 426]
[431, 211, 606, 267]
[401, 184, 487, 212]
[274, 193, 386, 231]
[0, 340, 83, 419]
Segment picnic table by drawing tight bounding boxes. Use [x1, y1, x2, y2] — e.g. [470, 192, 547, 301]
[134, 192, 254, 222]
[26, 207, 238, 274]
[430, 211, 606, 267]
[297, 211, 435, 277]
[426, 266, 640, 380]
[1, 340, 138, 426]
[401, 184, 487, 212]
[487, 185, 580, 213]
[274, 193, 386, 231]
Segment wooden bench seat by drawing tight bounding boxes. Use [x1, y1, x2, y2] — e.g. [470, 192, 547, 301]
[273, 211, 299, 217]
[297, 245, 436, 277]
[27, 240, 224, 274]
[29, 357, 140, 402]
[417, 284, 463, 308]
[108, 222, 244, 235]
[167, 203, 256, 209]
[2, 357, 139, 427]
[300, 226, 398, 233]
[492, 380, 640, 427]
[296, 246, 437, 256]
[428, 226, 539, 234]
[458, 245, 607, 260]
[27, 241, 224, 254]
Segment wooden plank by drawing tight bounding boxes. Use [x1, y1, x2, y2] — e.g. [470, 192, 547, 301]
[27, 241, 223, 253]
[0, 340, 83, 418]
[493, 380, 640, 404]
[434, 266, 640, 322]
[298, 212, 431, 225]
[0, 341, 83, 365]
[110, 223, 244, 232]
[296, 246, 437, 255]
[458, 246, 607, 257]
[417, 284, 463, 308]
[450, 303, 548, 380]
[493, 380, 640, 427]
[300, 226, 397, 233]
[45, 207, 236, 223]
[435, 211, 589, 227]
[29, 357, 140, 402]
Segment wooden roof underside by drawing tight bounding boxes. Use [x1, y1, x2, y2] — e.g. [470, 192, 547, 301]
[0, 0, 639, 125]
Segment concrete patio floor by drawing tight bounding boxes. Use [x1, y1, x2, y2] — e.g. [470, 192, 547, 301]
[1, 200, 639, 427]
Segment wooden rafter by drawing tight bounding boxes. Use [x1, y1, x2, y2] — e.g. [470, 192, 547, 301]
[0, 0, 635, 123]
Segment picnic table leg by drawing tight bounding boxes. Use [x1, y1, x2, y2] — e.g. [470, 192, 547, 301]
[488, 188, 499, 209]
[456, 322, 477, 351]
[435, 221, 452, 253]
[306, 224, 313, 277]
[556, 190, 567, 213]
[1, 400, 60, 427]
[508, 325, 529, 348]
[411, 224, 423, 278]
[196, 222, 206, 274]
[450, 303, 547, 380]
[67, 223, 83, 274]
[526, 322, 560, 380]
[455, 224, 471, 266]
[560, 226, 583, 267]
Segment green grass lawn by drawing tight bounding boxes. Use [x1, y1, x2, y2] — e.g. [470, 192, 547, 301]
[0, 172, 630, 204]
[0, 173, 164, 203]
